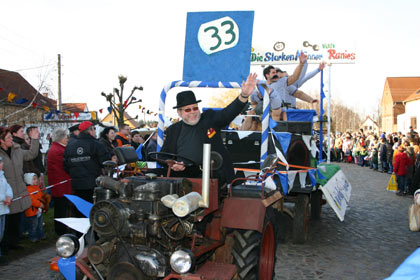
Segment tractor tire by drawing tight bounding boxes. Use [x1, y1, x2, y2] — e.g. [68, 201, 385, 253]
[292, 194, 309, 244]
[232, 219, 276, 279]
[310, 190, 323, 220]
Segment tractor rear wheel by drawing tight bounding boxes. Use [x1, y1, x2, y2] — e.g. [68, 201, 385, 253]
[232, 221, 276, 279]
[292, 194, 309, 244]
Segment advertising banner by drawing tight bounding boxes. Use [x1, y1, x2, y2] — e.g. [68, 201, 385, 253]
[251, 40, 356, 65]
[319, 169, 352, 221]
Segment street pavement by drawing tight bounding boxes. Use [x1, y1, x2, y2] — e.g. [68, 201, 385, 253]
[274, 162, 419, 280]
[0, 162, 418, 279]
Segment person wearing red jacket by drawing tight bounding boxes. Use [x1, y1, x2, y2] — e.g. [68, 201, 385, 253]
[393, 145, 413, 196]
[23, 173, 46, 242]
[47, 128, 72, 235]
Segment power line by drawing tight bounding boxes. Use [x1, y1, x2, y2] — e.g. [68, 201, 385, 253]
[0, 64, 55, 74]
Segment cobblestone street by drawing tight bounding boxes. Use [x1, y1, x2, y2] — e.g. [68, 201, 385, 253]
[274, 163, 419, 280]
[0, 162, 418, 280]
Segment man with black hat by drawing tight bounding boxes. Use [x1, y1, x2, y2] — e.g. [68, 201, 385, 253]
[63, 121, 108, 207]
[159, 73, 257, 186]
[68, 124, 80, 145]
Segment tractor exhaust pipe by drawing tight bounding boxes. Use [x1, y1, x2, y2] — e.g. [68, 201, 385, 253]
[199, 143, 211, 208]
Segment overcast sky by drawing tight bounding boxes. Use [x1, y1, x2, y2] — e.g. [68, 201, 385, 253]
[1, 0, 419, 121]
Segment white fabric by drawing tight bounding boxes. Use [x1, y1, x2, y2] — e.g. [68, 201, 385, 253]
[299, 172, 307, 188]
[302, 135, 312, 151]
[264, 176, 277, 191]
[236, 130, 253, 140]
[311, 140, 317, 158]
[288, 171, 297, 191]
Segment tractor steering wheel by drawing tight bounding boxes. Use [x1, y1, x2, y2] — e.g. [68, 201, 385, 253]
[147, 152, 197, 168]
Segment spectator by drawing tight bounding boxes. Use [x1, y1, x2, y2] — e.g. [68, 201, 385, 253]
[370, 138, 379, 170]
[386, 135, 394, 174]
[26, 126, 45, 176]
[0, 126, 39, 253]
[47, 128, 73, 235]
[115, 124, 130, 147]
[334, 132, 343, 162]
[379, 137, 388, 172]
[145, 132, 157, 160]
[23, 173, 46, 242]
[393, 145, 412, 196]
[130, 130, 145, 150]
[0, 156, 13, 265]
[99, 126, 117, 161]
[68, 124, 80, 145]
[63, 121, 108, 207]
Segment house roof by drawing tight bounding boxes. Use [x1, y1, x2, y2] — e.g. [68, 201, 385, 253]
[404, 88, 420, 103]
[61, 103, 88, 112]
[101, 111, 140, 129]
[361, 116, 379, 127]
[0, 68, 56, 108]
[385, 77, 420, 102]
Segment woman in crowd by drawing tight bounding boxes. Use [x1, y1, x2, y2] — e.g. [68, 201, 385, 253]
[47, 128, 72, 236]
[0, 126, 39, 253]
[99, 126, 117, 160]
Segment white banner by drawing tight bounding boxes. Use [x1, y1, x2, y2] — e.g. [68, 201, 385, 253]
[44, 112, 96, 122]
[251, 40, 356, 65]
[319, 169, 352, 222]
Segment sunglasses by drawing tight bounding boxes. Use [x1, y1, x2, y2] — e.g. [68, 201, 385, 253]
[182, 106, 199, 113]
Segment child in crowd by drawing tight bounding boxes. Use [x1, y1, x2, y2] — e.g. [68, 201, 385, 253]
[369, 138, 379, 170]
[0, 156, 13, 265]
[23, 173, 46, 242]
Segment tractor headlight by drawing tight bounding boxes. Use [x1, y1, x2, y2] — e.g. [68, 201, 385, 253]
[170, 249, 194, 274]
[56, 234, 80, 258]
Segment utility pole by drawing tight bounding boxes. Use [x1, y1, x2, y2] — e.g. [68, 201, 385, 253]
[57, 54, 62, 111]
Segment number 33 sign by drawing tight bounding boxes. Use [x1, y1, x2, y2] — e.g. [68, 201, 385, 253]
[183, 11, 254, 83]
[198, 17, 239, 55]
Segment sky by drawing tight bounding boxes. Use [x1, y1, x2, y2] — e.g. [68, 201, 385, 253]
[1, 0, 419, 122]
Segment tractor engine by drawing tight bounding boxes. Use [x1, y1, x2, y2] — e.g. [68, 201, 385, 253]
[87, 175, 194, 279]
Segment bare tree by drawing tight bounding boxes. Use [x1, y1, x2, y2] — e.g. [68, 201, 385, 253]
[101, 75, 143, 128]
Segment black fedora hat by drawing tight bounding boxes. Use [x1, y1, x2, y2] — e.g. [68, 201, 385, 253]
[173, 90, 201, 109]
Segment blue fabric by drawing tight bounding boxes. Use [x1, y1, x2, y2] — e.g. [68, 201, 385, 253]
[58, 256, 76, 280]
[319, 70, 325, 162]
[15, 98, 28, 104]
[285, 109, 316, 122]
[386, 247, 420, 279]
[272, 131, 292, 154]
[107, 106, 112, 114]
[276, 171, 289, 195]
[136, 143, 144, 160]
[64, 194, 93, 218]
[269, 117, 278, 129]
[317, 169, 326, 180]
[45, 112, 53, 120]
[308, 169, 317, 186]
[28, 215, 45, 242]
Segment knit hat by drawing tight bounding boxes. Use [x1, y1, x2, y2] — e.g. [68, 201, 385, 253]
[24, 173, 37, 185]
[79, 121, 93, 132]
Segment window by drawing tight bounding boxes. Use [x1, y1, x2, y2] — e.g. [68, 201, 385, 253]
[411, 117, 417, 130]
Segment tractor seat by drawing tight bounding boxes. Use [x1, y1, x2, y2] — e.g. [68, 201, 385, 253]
[231, 184, 264, 198]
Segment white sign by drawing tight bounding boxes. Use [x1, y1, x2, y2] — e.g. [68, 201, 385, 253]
[251, 40, 356, 65]
[198, 16, 239, 55]
[44, 112, 96, 122]
[319, 169, 352, 221]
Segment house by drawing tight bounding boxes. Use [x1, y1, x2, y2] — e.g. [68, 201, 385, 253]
[101, 111, 140, 129]
[359, 116, 379, 134]
[380, 77, 420, 133]
[0, 68, 56, 125]
[397, 88, 420, 134]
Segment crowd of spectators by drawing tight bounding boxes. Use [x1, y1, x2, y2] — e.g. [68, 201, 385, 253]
[0, 121, 157, 265]
[326, 126, 420, 196]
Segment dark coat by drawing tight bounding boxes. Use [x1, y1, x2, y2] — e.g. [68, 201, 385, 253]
[379, 142, 387, 162]
[99, 137, 115, 159]
[47, 141, 72, 197]
[63, 133, 108, 190]
[161, 97, 247, 183]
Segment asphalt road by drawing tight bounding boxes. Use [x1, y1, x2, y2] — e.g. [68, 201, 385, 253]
[0, 162, 418, 280]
